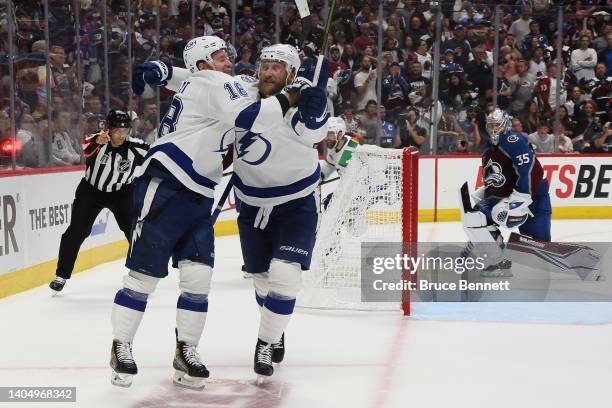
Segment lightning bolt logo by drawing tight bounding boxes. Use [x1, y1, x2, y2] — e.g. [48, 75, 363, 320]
[236, 131, 272, 165]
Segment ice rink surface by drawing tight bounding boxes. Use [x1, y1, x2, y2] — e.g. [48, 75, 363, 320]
[1, 220, 611, 408]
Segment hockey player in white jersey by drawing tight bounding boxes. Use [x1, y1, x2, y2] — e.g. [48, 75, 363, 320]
[320, 116, 360, 209]
[110, 36, 301, 389]
[135, 44, 329, 380]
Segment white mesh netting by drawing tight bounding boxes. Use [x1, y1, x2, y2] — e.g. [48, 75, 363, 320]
[298, 145, 415, 311]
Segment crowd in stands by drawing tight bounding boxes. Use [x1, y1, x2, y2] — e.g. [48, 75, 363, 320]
[0, 0, 611, 170]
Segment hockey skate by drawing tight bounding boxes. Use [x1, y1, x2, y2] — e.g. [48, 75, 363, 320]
[254, 338, 274, 383]
[480, 259, 513, 277]
[49, 277, 66, 296]
[272, 333, 285, 364]
[110, 340, 137, 387]
[173, 330, 209, 390]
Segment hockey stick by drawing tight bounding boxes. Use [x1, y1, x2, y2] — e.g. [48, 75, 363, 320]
[313, 0, 337, 85]
[211, 174, 235, 223]
[294, 0, 312, 42]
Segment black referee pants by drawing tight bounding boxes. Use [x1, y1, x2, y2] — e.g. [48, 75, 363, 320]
[56, 179, 133, 279]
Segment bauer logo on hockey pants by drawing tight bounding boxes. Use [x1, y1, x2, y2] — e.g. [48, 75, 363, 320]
[279, 246, 309, 256]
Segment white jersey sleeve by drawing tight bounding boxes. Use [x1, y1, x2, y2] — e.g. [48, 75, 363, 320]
[166, 66, 190, 92]
[286, 109, 328, 146]
[320, 158, 336, 181]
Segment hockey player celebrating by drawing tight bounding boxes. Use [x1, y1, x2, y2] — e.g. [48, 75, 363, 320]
[320, 116, 359, 181]
[136, 44, 329, 381]
[320, 116, 359, 210]
[110, 36, 304, 389]
[460, 108, 551, 277]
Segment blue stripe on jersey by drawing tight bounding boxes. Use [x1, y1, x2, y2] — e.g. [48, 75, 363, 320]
[144, 143, 217, 189]
[234, 165, 321, 199]
[235, 101, 262, 130]
[290, 111, 300, 135]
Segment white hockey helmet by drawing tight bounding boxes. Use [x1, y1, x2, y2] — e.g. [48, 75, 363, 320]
[258, 43, 301, 79]
[327, 116, 347, 135]
[183, 35, 227, 73]
[486, 108, 511, 145]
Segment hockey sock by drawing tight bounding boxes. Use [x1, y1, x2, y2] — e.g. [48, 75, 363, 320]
[176, 292, 208, 345]
[258, 291, 296, 344]
[112, 288, 149, 342]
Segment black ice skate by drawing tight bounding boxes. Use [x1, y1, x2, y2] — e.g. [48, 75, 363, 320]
[173, 330, 209, 390]
[49, 277, 66, 295]
[254, 338, 274, 382]
[110, 340, 138, 387]
[272, 333, 285, 364]
[481, 259, 513, 277]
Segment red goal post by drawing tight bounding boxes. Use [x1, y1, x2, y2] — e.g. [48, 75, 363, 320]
[299, 145, 419, 315]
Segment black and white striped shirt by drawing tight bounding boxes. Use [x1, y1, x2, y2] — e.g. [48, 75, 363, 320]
[83, 132, 149, 193]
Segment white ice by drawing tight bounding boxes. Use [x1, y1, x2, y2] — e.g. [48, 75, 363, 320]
[1, 219, 611, 408]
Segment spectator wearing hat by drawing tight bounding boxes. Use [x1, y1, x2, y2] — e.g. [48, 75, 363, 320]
[442, 23, 471, 66]
[282, 16, 305, 48]
[329, 45, 348, 78]
[571, 35, 598, 82]
[508, 5, 533, 46]
[394, 107, 427, 149]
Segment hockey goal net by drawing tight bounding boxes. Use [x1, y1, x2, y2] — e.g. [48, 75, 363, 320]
[298, 145, 418, 315]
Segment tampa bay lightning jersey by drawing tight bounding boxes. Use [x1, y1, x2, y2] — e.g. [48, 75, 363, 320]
[232, 101, 327, 207]
[135, 68, 284, 198]
[482, 131, 544, 200]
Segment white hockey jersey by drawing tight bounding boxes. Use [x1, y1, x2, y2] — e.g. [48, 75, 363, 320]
[320, 135, 359, 181]
[162, 66, 328, 207]
[232, 106, 326, 207]
[135, 69, 284, 198]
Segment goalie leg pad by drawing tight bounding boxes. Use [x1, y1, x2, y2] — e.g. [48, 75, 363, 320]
[176, 260, 212, 345]
[258, 260, 301, 344]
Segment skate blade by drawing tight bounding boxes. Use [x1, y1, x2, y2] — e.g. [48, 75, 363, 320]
[255, 375, 269, 386]
[111, 371, 134, 387]
[173, 370, 205, 390]
[50, 289, 62, 297]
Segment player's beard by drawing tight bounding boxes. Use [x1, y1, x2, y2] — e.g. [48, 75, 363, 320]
[259, 79, 284, 97]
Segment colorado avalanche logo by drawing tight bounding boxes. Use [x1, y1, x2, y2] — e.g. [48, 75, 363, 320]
[507, 134, 519, 143]
[235, 130, 272, 165]
[483, 159, 506, 188]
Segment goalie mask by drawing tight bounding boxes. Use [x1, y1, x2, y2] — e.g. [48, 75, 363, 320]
[183, 35, 227, 73]
[257, 44, 301, 83]
[325, 116, 347, 149]
[486, 108, 511, 145]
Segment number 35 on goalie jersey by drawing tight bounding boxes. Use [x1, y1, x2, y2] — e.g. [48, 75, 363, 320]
[482, 131, 544, 200]
[137, 70, 282, 199]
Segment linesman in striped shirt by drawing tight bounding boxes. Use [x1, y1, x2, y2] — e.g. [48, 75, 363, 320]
[50, 110, 149, 294]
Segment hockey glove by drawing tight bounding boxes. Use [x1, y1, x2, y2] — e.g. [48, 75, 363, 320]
[132, 61, 173, 95]
[298, 87, 329, 130]
[492, 190, 533, 229]
[285, 57, 329, 93]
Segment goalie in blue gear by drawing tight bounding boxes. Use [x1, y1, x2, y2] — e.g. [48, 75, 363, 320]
[460, 108, 551, 277]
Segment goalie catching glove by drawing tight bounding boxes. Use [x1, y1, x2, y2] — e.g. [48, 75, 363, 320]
[491, 190, 533, 229]
[132, 61, 173, 95]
